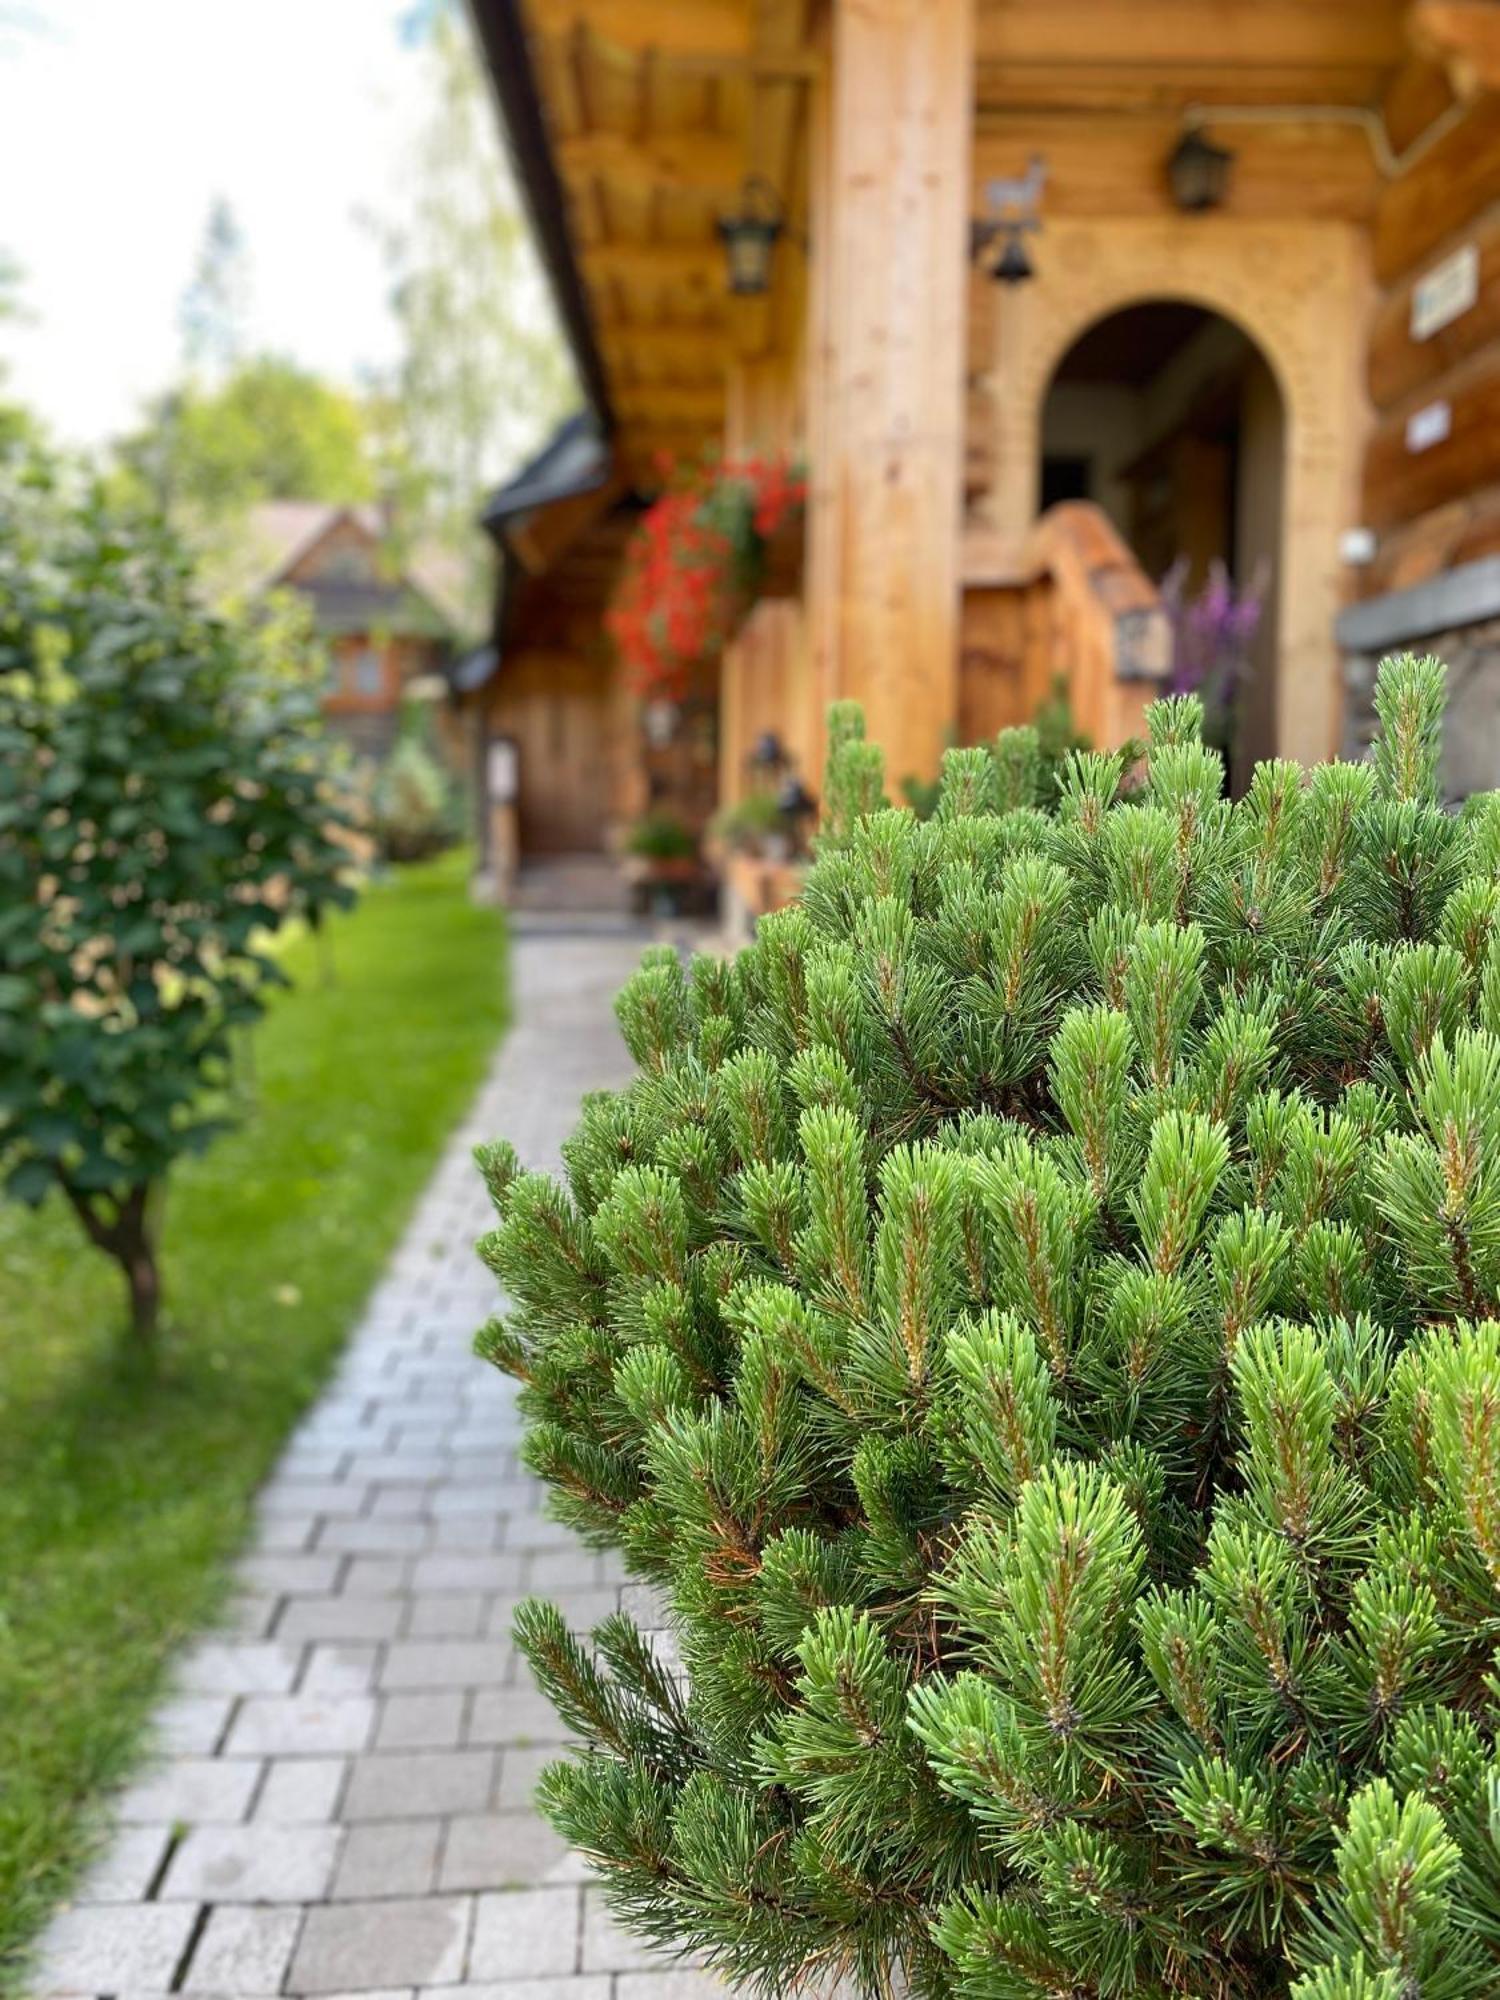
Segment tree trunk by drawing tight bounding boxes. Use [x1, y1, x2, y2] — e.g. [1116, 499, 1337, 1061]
[124, 1236, 162, 1342]
[64, 1179, 163, 1346]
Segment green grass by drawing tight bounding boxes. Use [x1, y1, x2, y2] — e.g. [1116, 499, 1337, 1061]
[0, 850, 507, 1982]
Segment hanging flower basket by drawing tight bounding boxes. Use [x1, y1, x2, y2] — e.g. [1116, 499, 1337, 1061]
[606, 453, 806, 703]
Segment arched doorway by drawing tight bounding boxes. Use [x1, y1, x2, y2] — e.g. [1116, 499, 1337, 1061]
[1037, 299, 1286, 790]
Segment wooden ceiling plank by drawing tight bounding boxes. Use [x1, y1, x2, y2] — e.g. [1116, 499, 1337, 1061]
[529, 0, 752, 64]
[972, 0, 1407, 70]
[976, 63, 1394, 116]
[584, 242, 725, 284]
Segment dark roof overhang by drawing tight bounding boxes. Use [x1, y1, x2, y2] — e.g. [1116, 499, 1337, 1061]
[464, 0, 614, 438]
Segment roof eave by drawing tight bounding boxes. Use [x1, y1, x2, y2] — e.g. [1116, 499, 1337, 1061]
[464, 0, 615, 438]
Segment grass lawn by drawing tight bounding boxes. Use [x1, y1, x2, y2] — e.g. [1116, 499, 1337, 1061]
[0, 849, 507, 1982]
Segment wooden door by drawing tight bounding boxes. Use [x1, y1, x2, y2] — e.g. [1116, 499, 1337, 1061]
[491, 652, 611, 854]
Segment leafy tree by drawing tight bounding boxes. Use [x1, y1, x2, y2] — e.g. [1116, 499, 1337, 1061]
[0, 248, 42, 452]
[179, 195, 252, 378]
[118, 355, 376, 526]
[371, 0, 575, 622]
[0, 446, 355, 1340]
[478, 658, 1500, 1997]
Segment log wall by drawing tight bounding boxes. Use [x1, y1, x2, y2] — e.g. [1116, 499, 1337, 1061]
[1360, 81, 1500, 591]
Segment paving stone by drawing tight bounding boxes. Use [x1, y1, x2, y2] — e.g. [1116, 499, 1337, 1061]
[430, 1515, 501, 1551]
[343, 1556, 414, 1595]
[260, 1478, 370, 1516]
[581, 1888, 667, 1972]
[74, 1824, 171, 1901]
[496, 1745, 555, 1812]
[380, 1640, 515, 1690]
[303, 1643, 382, 1695]
[487, 1587, 618, 1636]
[317, 1517, 431, 1555]
[116, 1755, 261, 1824]
[332, 1819, 443, 1900]
[370, 1485, 433, 1520]
[290, 1897, 472, 1992]
[181, 1904, 302, 1992]
[467, 1686, 572, 1747]
[469, 1888, 582, 1980]
[277, 1593, 406, 1643]
[409, 1554, 525, 1594]
[34, 1903, 199, 1994]
[176, 1639, 301, 1695]
[439, 1813, 583, 1891]
[160, 1821, 342, 1901]
[151, 1692, 232, 1755]
[405, 1592, 485, 1638]
[239, 1551, 345, 1595]
[377, 1691, 466, 1750]
[225, 1693, 377, 1756]
[343, 1750, 495, 1821]
[348, 1452, 454, 1483]
[253, 1513, 317, 1552]
[422, 1987, 610, 2000]
[308, 1991, 414, 2000]
[254, 1755, 347, 1822]
[616, 1973, 728, 2000]
[212, 1590, 281, 1640]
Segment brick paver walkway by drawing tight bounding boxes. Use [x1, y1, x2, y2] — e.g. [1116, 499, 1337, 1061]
[34, 934, 718, 2000]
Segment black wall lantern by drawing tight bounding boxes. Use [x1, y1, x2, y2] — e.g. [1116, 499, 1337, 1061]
[717, 175, 785, 296]
[972, 154, 1046, 285]
[1167, 127, 1235, 212]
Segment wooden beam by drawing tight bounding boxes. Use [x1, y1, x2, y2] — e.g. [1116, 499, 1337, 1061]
[600, 328, 734, 379]
[1374, 96, 1500, 283]
[972, 0, 1407, 71]
[527, 0, 751, 62]
[973, 117, 1379, 223]
[581, 243, 724, 285]
[976, 62, 1392, 116]
[1368, 209, 1500, 410]
[1362, 482, 1500, 598]
[614, 388, 727, 424]
[1363, 347, 1500, 530]
[805, 0, 975, 781]
[505, 473, 627, 577]
[555, 129, 744, 194]
[1412, 0, 1500, 92]
[1381, 54, 1457, 156]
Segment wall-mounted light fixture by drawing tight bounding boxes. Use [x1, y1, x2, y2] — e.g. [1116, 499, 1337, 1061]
[1167, 126, 1235, 212]
[972, 154, 1047, 285]
[717, 175, 785, 296]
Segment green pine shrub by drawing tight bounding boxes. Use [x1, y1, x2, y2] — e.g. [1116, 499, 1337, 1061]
[476, 655, 1500, 1999]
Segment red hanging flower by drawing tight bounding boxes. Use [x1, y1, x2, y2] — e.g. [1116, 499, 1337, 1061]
[608, 452, 806, 701]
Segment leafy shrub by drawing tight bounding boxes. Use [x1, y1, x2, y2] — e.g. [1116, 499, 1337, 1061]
[476, 656, 1500, 1999]
[0, 448, 354, 1338]
[371, 728, 456, 863]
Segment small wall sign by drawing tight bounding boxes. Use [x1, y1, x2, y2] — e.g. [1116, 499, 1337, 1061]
[486, 737, 519, 804]
[1405, 400, 1452, 454]
[1411, 243, 1479, 342]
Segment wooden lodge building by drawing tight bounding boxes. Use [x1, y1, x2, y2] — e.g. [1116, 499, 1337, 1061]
[458, 0, 1500, 880]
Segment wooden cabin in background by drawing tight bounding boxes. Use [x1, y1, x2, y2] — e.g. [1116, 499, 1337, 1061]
[458, 0, 1500, 884]
[241, 503, 462, 763]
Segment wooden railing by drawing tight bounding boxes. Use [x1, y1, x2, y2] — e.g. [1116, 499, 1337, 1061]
[960, 502, 1172, 750]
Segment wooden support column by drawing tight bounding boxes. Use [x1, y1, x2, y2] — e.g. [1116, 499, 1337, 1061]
[806, 0, 975, 784]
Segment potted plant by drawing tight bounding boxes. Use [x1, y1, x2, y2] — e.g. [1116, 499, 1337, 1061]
[621, 809, 705, 916]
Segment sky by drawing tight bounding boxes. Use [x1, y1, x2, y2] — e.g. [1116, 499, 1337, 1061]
[0, 0, 438, 444]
